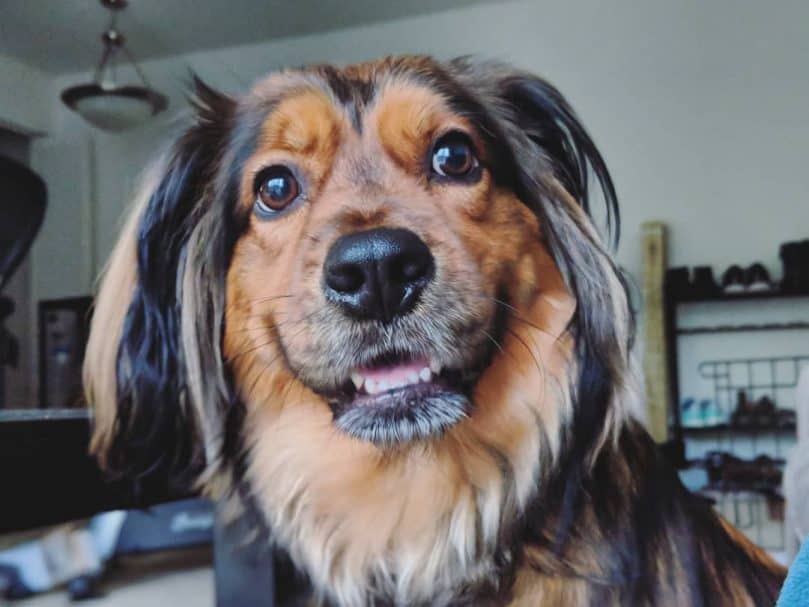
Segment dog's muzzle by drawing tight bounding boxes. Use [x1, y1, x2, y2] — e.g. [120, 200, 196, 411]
[319, 227, 470, 446]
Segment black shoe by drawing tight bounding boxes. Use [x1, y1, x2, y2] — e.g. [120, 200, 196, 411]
[780, 241, 803, 293]
[666, 267, 692, 300]
[745, 263, 773, 292]
[721, 265, 746, 294]
[692, 266, 718, 298]
[801, 240, 809, 292]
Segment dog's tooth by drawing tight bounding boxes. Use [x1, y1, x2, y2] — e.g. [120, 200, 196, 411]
[419, 367, 432, 382]
[407, 371, 420, 385]
[430, 361, 441, 375]
[377, 380, 390, 393]
[365, 378, 378, 394]
[351, 372, 364, 390]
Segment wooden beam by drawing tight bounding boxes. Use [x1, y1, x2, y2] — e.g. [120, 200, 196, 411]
[641, 221, 671, 442]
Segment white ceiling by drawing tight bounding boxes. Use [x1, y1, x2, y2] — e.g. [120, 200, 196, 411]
[0, 0, 490, 74]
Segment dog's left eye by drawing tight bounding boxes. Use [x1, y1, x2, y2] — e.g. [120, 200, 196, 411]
[254, 166, 299, 216]
[431, 132, 478, 179]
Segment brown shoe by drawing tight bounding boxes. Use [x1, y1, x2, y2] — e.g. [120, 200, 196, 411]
[762, 489, 785, 521]
[751, 455, 783, 487]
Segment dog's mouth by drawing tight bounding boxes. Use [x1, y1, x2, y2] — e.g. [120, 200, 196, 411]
[321, 351, 475, 447]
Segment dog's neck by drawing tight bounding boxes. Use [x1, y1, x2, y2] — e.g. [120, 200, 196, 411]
[240, 416, 783, 607]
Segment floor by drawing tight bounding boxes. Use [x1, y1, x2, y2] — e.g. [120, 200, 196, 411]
[13, 549, 213, 606]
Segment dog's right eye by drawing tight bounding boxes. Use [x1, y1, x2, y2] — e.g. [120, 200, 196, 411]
[431, 132, 478, 180]
[254, 166, 299, 217]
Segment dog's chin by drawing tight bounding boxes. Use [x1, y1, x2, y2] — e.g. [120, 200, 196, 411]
[332, 382, 471, 446]
[312, 355, 478, 447]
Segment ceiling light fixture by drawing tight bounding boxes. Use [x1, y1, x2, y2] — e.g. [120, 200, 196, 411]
[61, 0, 167, 132]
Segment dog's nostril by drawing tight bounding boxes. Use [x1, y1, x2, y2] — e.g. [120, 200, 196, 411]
[326, 263, 365, 294]
[322, 227, 435, 322]
[390, 255, 430, 284]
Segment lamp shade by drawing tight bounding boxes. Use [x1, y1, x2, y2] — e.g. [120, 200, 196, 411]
[61, 84, 168, 132]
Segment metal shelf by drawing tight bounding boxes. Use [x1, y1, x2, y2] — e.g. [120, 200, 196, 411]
[672, 289, 809, 305]
[681, 423, 796, 436]
[677, 322, 809, 335]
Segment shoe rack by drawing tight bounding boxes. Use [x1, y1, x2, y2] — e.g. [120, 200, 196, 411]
[663, 279, 809, 555]
[664, 287, 809, 450]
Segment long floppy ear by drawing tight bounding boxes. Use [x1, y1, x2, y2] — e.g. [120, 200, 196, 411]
[83, 78, 236, 487]
[448, 58, 634, 455]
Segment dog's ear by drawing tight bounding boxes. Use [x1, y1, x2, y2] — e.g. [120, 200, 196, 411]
[496, 73, 620, 244]
[84, 77, 236, 486]
[449, 59, 634, 458]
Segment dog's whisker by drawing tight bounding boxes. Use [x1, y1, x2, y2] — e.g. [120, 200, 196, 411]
[228, 315, 314, 335]
[243, 359, 274, 405]
[225, 338, 281, 364]
[225, 295, 295, 315]
[243, 331, 306, 405]
[481, 328, 506, 357]
[245, 294, 295, 305]
[489, 296, 563, 340]
[503, 326, 547, 393]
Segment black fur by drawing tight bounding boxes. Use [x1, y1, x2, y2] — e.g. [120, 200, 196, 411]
[107, 77, 236, 485]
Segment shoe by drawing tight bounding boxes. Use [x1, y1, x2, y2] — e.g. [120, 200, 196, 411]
[744, 263, 773, 292]
[762, 488, 785, 521]
[704, 451, 729, 485]
[717, 453, 754, 487]
[776, 407, 796, 430]
[751, 455, 783, 487]
[700, 399, 726, 426]
[665, 267, 692, 300]
[720, 454, 782, 489]
[681, 398, 704, 428]
[730, 390, 755, 427]
[692, 266, 719, 298]
[721, 265, 746, 294]
[753, 396, 777, 427]
[780, 241, 807, 293]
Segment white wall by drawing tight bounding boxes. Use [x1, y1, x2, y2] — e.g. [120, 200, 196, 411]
[25, 0, 809, 405]
[39, 0, 809, 283]
[0, 55, 51, 134]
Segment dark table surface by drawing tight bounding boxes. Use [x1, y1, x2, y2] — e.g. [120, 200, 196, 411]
[0, 409, 187, 534]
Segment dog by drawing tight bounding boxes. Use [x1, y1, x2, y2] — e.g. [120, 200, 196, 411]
[83, 56, 785, 606]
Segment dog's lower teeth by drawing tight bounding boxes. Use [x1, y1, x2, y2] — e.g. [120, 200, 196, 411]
[350, 362, 442, 397]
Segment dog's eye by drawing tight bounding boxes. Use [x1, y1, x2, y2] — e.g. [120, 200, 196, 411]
[431, 132, 478, 179]
[255, 166, 299, 215]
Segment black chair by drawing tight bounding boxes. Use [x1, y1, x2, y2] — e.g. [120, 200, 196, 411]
[0, 154, 46, 406]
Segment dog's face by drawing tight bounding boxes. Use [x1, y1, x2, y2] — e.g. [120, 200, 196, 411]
[226, 68, 558, 447]
[84, 56, 631, 604]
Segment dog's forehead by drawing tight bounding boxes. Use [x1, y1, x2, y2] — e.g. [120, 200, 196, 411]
[242, 58, 468, 161]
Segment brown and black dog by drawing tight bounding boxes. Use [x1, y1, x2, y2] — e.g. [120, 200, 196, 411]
[83, 56, 785, 606]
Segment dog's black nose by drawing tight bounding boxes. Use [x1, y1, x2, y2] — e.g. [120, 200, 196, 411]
[323, 227, 434, 322]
